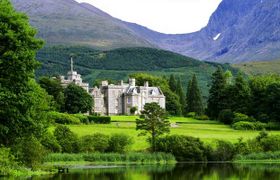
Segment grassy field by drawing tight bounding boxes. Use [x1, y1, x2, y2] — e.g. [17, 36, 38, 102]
[233, 60, 280, 76]
[52, 116, 280, 151]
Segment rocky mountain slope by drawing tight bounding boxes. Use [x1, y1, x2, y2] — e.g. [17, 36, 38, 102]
[149, 0, 280, 63]
[12, 0, 280, 63]
[11, 0, 154, 49]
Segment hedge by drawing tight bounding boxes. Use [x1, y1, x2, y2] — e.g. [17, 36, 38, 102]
[47, 111, 80, 124]
[88, 116, 111, 124]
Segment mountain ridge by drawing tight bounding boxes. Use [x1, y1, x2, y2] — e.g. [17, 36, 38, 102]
[11, 0, 280, 63]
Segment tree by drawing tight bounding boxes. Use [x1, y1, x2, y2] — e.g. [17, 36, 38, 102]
[0, 0, 47, 145]
[175, 77, 186, 115]
[169, 74, 177, 92]
[249, 74, 280, 121]
[64, 83, 93, 114]
[207, 67, 227, 118]
[136, 103, 170, 152]
[39, 76, 64, 111]
[54, 125, 80, 153]
[186, 75, 204, 115]
[265, 83, 280, 122]
[231, 73, 251, 114]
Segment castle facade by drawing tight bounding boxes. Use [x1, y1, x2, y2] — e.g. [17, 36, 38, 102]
[60, 58, 165, 115]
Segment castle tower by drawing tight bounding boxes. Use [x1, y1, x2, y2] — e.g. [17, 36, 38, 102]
[70, 56, 74, 73]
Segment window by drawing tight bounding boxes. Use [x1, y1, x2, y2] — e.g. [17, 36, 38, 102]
[127, 97, 132, 104]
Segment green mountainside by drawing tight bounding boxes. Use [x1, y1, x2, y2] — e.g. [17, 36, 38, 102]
[36, 46, 237, 99]
[233, 60, 280, 76]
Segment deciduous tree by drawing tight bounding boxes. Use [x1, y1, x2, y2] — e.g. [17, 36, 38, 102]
[64, 83, 93, 114]
[0, 0, 48, 145]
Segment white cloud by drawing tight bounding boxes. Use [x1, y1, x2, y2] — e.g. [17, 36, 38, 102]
[75, 0, 222, 34]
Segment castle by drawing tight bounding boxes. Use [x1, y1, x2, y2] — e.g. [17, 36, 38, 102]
[60, 58, 166, 115]
[59, 57, 89, 92]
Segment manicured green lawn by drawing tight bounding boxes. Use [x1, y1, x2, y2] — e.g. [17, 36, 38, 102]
[51, 116, 280, 151]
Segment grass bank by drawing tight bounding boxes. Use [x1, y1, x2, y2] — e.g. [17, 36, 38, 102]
[1, 168, 51, 178]
[234, 151, 280, 163]
[44, 153, 176, 166]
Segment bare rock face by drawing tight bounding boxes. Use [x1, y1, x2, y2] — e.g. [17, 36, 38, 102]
[124, 0, 280, 63]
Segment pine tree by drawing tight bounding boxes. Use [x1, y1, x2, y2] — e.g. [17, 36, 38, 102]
[207, 67, 227, 118]
[186, 75, 204, 115]
[231, 73, 251, 114]
[175, 77, 186, 115]
[169, 74, 177, 92]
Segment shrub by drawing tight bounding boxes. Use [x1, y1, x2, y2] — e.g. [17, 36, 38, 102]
[54, 125, 80, 153]
[186, 112, 196, 118]
[88, 116, 111, 124]
[155, 135, 207, 161]
[260, 135, 280, 152]
[13, 136, 47, 169]
[234, 138, 250, 155]
[130, 107, 138, 115]
[265, 122, 280, 130]
[218, 109, 234, 124]
[48, 111, 80, 124]
[233, 113, 255, 123]
[73, 114, 89, 124]
[195, 115, 210, 120]
[0, 148, 18, 176]
[41, 132, 62, 153]
[90, 112, 101, 116]
[232, 121, 266, 130]
[108, 134, 134, 153]
[81, 133, 110, 153]
[211, 140, 235, 161]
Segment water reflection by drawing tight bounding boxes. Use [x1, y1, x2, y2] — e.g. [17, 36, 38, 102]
[27, 163, 280, 180]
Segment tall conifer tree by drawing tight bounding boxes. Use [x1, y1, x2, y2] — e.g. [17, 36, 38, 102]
[186, 75, 204, 115]
[231, 73, 251, 114]
[207, 67, 227, 118]
[175, 77, 186, 114]
[169, 74, 177, 92]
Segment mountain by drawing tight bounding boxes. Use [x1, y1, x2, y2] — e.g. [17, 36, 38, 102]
[11, 0, 154, 49]
[131, 0, 280, 63]
[11, 0, 280, 63]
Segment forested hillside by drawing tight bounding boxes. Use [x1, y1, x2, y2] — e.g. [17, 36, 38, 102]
[36, 46, 237, 99]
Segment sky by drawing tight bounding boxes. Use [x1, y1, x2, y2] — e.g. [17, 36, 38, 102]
[75, 0, 222, 34]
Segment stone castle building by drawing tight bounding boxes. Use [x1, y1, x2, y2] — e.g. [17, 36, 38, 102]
[59, 57, 89, 92]
[60, 58, 165, 115]
[91, 79, 165, 115]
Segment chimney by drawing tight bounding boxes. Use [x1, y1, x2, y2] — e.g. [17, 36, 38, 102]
[144, 81, 149, 87]
[129, 78, 136, 86]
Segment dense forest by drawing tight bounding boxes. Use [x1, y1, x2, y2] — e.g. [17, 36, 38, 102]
[36, 46, 237, 100]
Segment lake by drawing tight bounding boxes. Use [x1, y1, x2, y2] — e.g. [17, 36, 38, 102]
[16, 163, 280, 179]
